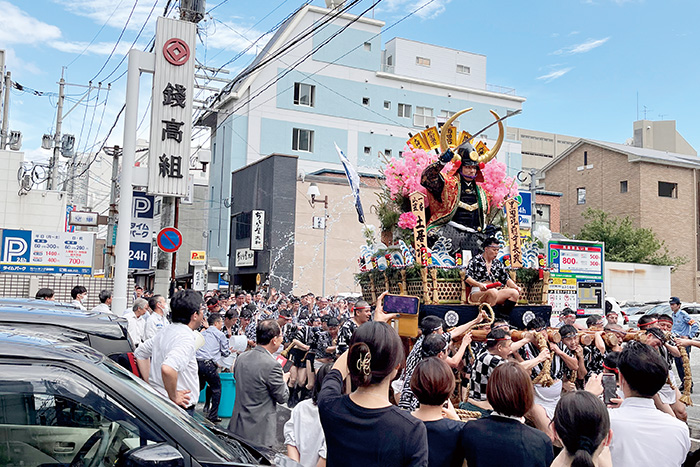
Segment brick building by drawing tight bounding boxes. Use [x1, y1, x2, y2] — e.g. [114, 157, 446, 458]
[541, 139, 700, 301]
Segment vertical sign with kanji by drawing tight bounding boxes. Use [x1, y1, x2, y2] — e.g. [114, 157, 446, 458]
[251, 210, 265, 251]
[505, 198, 523, 268]
[148, 17, 195, 196]
[409, 192, 428, 265]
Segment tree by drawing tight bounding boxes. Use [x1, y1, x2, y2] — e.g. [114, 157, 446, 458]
[576, 208, 687, 267]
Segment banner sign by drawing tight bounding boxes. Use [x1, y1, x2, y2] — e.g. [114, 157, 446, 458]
[251, 210, 265, 251]
[504, 198, 523, 268]
[0, 229, 94, 274]
[148, 16, 196, 196]
[130, 192, 154, 269]
[235, 248, 255, 267]
[409, 192, 428, 266]
[548, 240, 605, 313]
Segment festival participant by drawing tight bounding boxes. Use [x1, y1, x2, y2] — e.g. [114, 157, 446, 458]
[314, 316, 339, 370]
[558, 325, 588, 391]
[462, 362, 554, 467]
[318, 306, 427, 466]
[287, 316, 322, 407]
[582, 316, 607, 378]
[466, 328, 548, 416]
[554, 308, 581, 329]
[284, 364, 331, 467]
[399, 332, 471, 411]
[519, 318, 578, 420]
[606, 341, 690, 466]
[670, 296, 698, 390]
[464, 237, 521, 312]
[410, 358, 465, 467]
[551, 391, 612, 467]
[335, 299, 372, 355]
[604, 308, 623, 332]
[642, 328, 686, 421]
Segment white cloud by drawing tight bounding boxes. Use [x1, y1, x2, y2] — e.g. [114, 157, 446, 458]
[378, 0, 452, 19]
[55, 0, 160, 33]
[4, 49, 43, 76]
[553, 37, 610, 55]
[537, 67, 573, 83]
[0, 1, 62, 45]
[203, 20, 270, 54]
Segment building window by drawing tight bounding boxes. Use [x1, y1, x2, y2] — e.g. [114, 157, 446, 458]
[364, 42, 371, 51]
[362, 97, 370, 106]
[398, 103, 411, 118]
[536, 204, 551, 230]
[416, 56, 431, 67]
[236, 211, 252, 239]
[383, 100, 391, 110]
[292, 128, 314, 152]
[293, 83, 315, 107]
[658, 181, 678, 198]
[577, 187, 586, 205]
[620, 180, 628, 193]
[583, 150, 588, 166]
[364, 146, 371, 155]
[414, 106, 435, 128]
[387, 55, 393, 66]
[384, 149, 392, 157]
[439, 110, 458, 126]
[456, 64, 470, 74]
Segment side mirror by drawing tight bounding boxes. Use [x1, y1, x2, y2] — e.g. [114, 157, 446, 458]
[119, 443, 185, 467]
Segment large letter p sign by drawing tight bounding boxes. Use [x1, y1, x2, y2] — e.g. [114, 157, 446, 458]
[3, 238, 28, 262]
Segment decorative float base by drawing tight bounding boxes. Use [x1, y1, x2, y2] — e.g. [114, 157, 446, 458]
[421, 304, 552, 330]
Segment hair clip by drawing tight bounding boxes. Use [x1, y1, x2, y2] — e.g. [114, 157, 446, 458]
[356, 352, 372, 376]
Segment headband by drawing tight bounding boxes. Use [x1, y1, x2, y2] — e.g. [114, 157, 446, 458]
[638, 319, 658, 328]
[603, 363, 619, 374]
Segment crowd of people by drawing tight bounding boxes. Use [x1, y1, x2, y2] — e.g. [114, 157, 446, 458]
[34, 280, 698, 467]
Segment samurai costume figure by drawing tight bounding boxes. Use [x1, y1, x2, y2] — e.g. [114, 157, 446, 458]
[420, 109, 504, 255]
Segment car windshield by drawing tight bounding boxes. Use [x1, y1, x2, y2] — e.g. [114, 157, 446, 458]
[98, 357, 257, 464]
[647, 303, 671, 316]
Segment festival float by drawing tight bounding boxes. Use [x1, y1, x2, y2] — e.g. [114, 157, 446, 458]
[354, 108, 553, 329]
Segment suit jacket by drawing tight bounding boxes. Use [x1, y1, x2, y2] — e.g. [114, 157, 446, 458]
[228, 345, 288, 447]
[461, 415, 553, 467]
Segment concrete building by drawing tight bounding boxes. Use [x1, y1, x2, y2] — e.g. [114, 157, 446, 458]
[632, 119, 696, 156]
[200, 4, 526, 271]
[507, 127, 579, 173]
[541, 139, 700, 302]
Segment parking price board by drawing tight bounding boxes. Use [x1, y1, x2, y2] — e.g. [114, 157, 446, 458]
[548, 240, 605, 313]
[0, 229, 95, 274]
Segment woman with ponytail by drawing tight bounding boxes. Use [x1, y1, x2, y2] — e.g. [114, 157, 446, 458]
[551, 391, 612, 467]
[318, 292, 428, 466]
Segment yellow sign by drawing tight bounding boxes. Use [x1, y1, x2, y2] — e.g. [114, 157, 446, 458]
[458, 131, 473, 146]
[190, 250, 206, 265]
[422, 127, 441, 150]
[475, 140, 489, 155]
[444, 126, 458, 148]
[407, 133, 429, 150]
[505, 198, 523, 268]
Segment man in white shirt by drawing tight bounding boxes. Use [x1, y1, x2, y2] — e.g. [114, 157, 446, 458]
[135, 289, 204, 414]
[123, 298, 149, 346]
[91, 290, 113, 314]
[145, 294, 169, 340]
[608, 341, 690, 467]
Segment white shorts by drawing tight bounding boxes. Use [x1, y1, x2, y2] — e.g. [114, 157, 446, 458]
[658, 372, 678, 405]
[534, 380, 563, 419]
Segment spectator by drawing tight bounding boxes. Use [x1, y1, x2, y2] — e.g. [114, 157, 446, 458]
[551, 391, 612, 467]
[335, 299, 371, 355]
[318, 306, 427, 466]
[410, 357, 464, 467]
[145, 294, 169, 340]
[70, 285, 87, 310]
[133, 285, 144, 301]
[135, 289, 204, 414]
[123, 298, 149, 346]
[91, 290, 113, 314]
[607, 341, 690, 466]
[461, 362, 554, 467]
[285, 363, 331, 467]
[35, 288, 54, 300]
[228, 319, 289, 446]
[196, 313, 231, 423]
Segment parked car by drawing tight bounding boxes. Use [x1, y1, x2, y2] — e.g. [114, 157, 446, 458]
[0, 298, 133, 359]
[628, 302, 700, 335]
[0, 328, 298, 467]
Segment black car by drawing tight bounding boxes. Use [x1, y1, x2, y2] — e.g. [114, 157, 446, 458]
[0, 328, 296, 467]
[0, 298, 133, 358]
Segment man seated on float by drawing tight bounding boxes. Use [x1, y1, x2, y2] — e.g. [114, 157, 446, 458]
[464, 236, 521, 312]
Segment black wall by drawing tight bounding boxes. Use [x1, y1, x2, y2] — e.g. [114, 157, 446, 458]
[228, 154, 297, 292]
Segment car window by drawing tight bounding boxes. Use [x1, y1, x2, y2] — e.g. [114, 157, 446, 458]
[0, 363, 164, 467]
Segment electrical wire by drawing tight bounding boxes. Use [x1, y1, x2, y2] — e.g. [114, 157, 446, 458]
[67, 0, 128, 68]
[89, 0, 141, 82]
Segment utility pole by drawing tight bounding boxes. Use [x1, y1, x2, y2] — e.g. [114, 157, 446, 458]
[0, 71, 10, 149]
[529, 168, 537, 233]
[105, 145, 121, 278]
[48, 72, 66, 191]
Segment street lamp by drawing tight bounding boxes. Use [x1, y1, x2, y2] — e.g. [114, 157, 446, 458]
[307, 183, 329, 296]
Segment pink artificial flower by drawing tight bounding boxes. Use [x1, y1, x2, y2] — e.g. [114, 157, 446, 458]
[397, 212, 418, 230]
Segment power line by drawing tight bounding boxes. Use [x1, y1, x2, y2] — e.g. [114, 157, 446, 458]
[89, 0, 141, 82]
[67, 0, 128, 68]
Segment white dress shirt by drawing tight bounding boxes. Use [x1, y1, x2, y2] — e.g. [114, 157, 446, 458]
[123, 310, 146, 346]
[91, 303, 114, 315]
[283, 399, 326, 467]
[134, 323, 199, 407]
[144, 312, 168, 340]
[609, 396, 690, 467]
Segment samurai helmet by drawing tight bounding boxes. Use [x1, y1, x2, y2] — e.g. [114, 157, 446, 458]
[439, 108, 505, 165]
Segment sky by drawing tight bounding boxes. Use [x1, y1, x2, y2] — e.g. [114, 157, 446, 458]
[1, 0, 699, 165]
